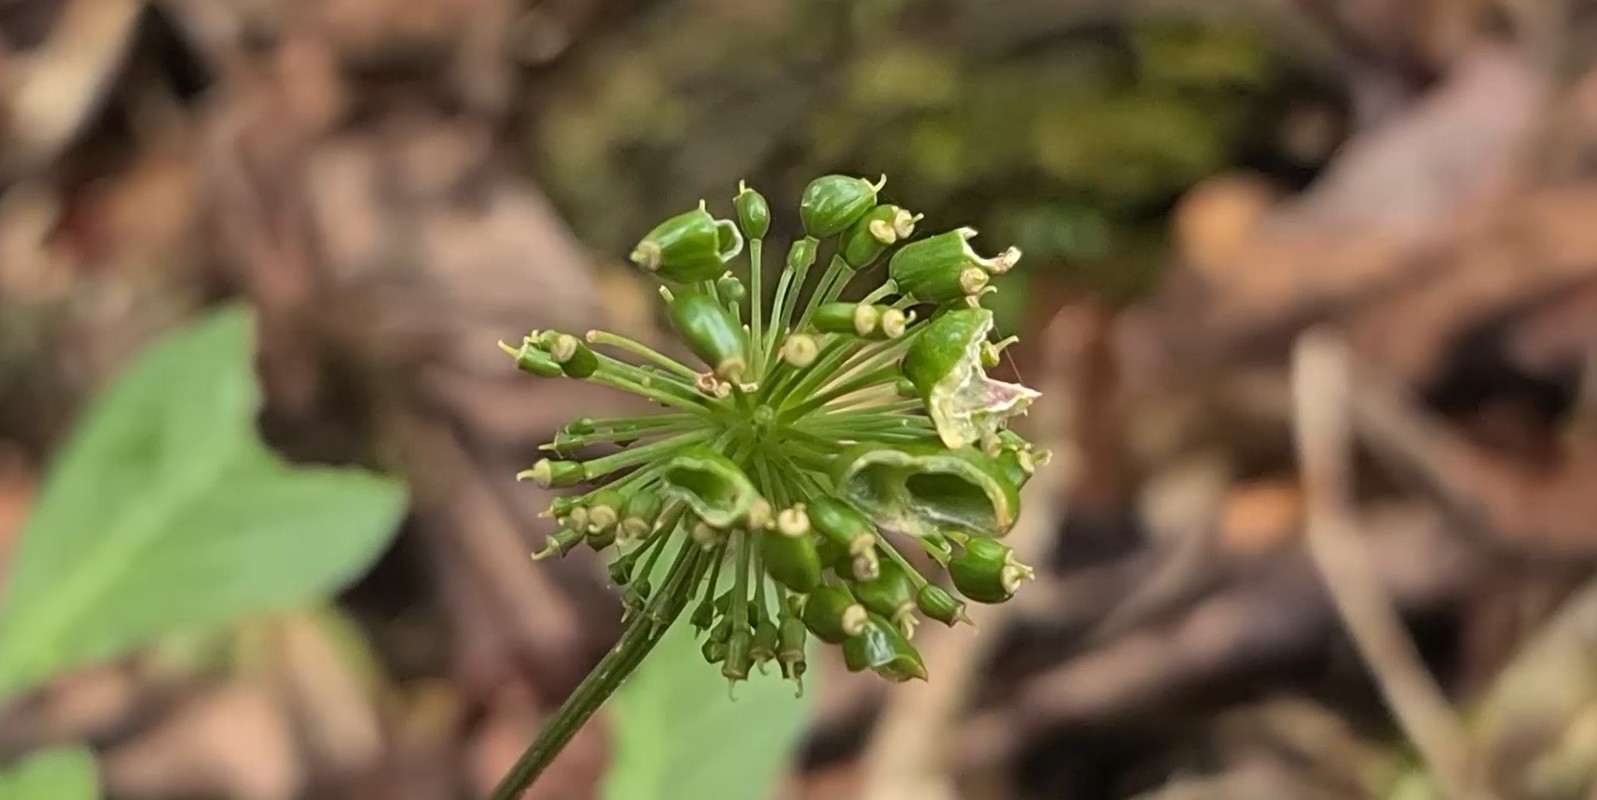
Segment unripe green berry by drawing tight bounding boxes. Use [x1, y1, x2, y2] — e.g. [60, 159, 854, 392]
[702, 620, 731, 664]
[630, 203, 744, 283]
[948, 537, 1033, 604]
[501, 338, 563, 377]
[619, 490, 664, 541]
[531, 527, 584, 560]
[751, 619, 780, 664]
[842, 614, 927, 682]
[889, 228, 1019, 304]
[915, 584, 970, 626]
[852, 556, 917, 636]
[841, 204, 918, 268]
[811, 302, 881, 337]
[800, 174, 885, 238]
[762, 507, 822, 593]
[807, 498, 877, 567]
[733, 181, 771, 240]
[663, 287, 748, 382]
[716, 274, 747, 306]
[786, 237, 818, 276]
[585, 488, 623, 533]
[723, 626, 754, 681]
[518, 458, 584, 488]
[550, 334, 599, 378]
[801, 585, 868, 644]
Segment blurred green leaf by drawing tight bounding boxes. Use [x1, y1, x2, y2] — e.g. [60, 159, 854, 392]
[0, 746, 99, 800]
[603, 617, 812, 800]
[0, 306, 407, 702]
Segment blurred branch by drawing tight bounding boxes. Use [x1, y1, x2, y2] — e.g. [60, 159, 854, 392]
[1290, 330, 1482, 800]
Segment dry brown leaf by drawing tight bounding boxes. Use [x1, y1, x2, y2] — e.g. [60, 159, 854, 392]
[104, 681, 303, 800]
[1219, 479, 1305, 556]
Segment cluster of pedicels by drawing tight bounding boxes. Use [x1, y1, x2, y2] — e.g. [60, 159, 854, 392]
[502, 175, 1045, 692]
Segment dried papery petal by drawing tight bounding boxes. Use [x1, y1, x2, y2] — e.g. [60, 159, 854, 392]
[901, 308, 1040, 450]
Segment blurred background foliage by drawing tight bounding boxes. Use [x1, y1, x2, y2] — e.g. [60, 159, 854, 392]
[525, 1, 1325, 314]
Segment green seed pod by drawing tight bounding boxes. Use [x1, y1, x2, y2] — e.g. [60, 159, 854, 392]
[630, 203, 744, 283]
[850, 549, 881, 582]
[900, 308, 1040, 450]
[889, 228, 1020, 304]
[563, 505, 590, 532]
[801, 585, 869, 644]
[585, 488, 624, 533]
[723, 625, 754, 682]
[751, 619, 779, 664]
[807, 498, 875, 554]
[786, 237, 819, 276]
[841, 204, 918, 268]
[501, 338, 563, 377]
[690, 595, 718, 633]
[547, 495, 583, 520]
[531, 527, 584, 560]
[778, 609, 808, 694]
[811, 302, 881, 337]
[915, 584, 968, 626]
[841, 614, 928, 682]
[814, 535, 845, 569]
[716, 274, 747, 307]
[663, 287, 748, 382]
[608, 550, 639, 587]
[762, 508, 823, 593]
[619, 490, 663, 541]
[833, 442, 1021, 538]
[733, 181, 770, 240]
[852, 556, 917, 636]
[948, 537, 1034, 604]
[586, 526, 616, 550]
[995, 444, 1037, 491]
[702, 620, 731, 664]
[663, 446, 766, 529]
[549, 334, 599, 378]
[800, 174, 885, 238]
[518, 458, 585, 488]
[806, 498, 879, 579]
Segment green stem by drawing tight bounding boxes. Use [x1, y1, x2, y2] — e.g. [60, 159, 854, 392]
[488, 544, 700, 800]
[581, 431, 709, 480]
[782, 366, 900, 420]
[762, 263, 799, 371]
[749, 238, 765, 376]
[590, 373, 717, 416]
[587, 331, 701, 381]
[796, 255, 850, 332]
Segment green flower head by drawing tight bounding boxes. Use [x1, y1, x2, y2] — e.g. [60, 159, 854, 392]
[493, 174, 1041, 797]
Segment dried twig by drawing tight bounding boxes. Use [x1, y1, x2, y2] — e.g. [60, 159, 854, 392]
[1290, 329, 1480, 800]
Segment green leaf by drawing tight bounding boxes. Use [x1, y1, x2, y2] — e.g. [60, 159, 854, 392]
[0, 305, 407, 701]
[603, 618, 812, 800]
[0, 746, 100, 800]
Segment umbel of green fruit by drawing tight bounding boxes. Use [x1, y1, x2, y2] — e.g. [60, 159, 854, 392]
[488, 174, 1043, 800]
